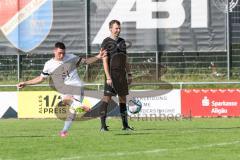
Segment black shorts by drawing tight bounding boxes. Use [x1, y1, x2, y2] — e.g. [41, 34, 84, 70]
[104, 70, 129, 96]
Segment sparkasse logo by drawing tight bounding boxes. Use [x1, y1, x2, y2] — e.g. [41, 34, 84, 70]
[202, 96, 210, 107]
[201, 96, 238, 108]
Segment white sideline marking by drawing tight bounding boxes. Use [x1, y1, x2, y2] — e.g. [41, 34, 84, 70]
[51, 141, 240, 160]
[58, 150, 167, 160]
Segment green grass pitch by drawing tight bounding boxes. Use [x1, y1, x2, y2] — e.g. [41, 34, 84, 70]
[0, 118, 240, 160]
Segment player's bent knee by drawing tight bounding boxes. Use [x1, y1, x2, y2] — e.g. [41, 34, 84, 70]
[67, 109, 76, 121]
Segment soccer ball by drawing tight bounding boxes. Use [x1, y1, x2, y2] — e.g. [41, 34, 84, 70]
[127, 98, 142, 114]
[68, 104, 90, 115]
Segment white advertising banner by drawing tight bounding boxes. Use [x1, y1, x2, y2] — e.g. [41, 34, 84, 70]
[0, 92, 18, 118]
[129, 89, 181, 118]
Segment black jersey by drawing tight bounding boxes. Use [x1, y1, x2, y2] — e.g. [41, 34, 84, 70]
[101, 37, 127, 70]
[101, 37, 129, 96]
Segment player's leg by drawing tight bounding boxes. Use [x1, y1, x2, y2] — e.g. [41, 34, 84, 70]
[99, 79, 116, 131]
[99, 95, 111, 131]
[60, 107, 76, 137]
[59, 95, 76, 137]
[71, 94, 90, 112]
[119, 95, 134, 130]
[60, 94, 87, 137]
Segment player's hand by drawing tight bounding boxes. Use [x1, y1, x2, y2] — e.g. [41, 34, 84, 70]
[96, 48, 107, 59]
[106, 78, 112, 86]
[17, 82, 26, 89]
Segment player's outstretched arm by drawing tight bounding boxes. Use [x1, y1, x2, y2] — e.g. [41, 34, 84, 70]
[17, 76, 45, 89]
[83, 48, 107, 65]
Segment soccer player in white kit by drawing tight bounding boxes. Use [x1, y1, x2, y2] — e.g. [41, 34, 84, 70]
[17, 42, 107, 137]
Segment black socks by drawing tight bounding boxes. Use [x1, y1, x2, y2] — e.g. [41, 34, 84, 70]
[119, 103, 128, 128]
[100, 102, 130, 129]
[100, 101, 108, 128]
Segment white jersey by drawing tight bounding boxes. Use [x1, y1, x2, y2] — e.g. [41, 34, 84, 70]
[41, 54, 84, 87]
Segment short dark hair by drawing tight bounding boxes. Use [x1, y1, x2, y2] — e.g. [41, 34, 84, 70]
[109, 20, 121, 28]
[55, 42, 65, 50]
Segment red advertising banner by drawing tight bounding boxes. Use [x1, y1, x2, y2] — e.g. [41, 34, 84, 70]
[181, 89, 240, 117]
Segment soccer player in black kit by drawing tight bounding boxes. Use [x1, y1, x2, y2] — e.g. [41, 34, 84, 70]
[99, 20, 133, 131]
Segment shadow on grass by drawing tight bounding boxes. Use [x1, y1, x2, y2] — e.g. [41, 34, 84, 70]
[114, 132, 153, 136]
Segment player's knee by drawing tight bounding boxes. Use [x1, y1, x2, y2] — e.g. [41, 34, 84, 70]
[63, 95, 74, 105]
[119, 96, 126, 103]
[102, 96, 111, 103]
[67, 110, 76, 121]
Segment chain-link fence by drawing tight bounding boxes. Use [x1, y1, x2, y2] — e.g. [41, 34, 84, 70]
[0, 51, 229, 83]
[231, 1, 240, 78]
